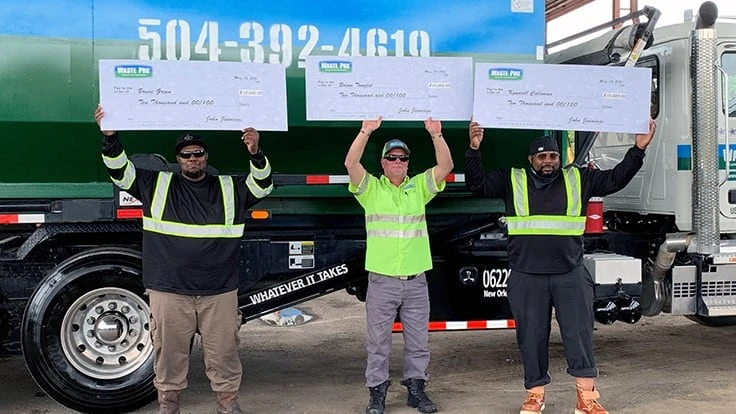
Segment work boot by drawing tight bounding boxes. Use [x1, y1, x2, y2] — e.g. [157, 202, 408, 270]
[520, 391, 545, 414]
[156, 390, 181, 414]
[366, 380, 391, 414]
[575, 386, 609, 414]
[216, 391, 245, 414]
[400, 378, 438, 413]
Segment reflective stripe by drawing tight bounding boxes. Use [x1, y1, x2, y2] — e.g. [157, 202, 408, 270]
[366, 214, 426, 224]
[246, 173, 274, 198]
[354, 172, 369, 195]
[564, 167, 582, 216]
[508, 167, 585, 236]
[250, 158, 271, 180]
[218, 176, 235, 225]
[102, 151, 128, 169]
[367, 229, 429, 238]
[426, 168, 440, 194]
[506, 215, 587, 235]
[142, 217, 244, 238]
[144, 172, 244, 238]
[111, 161, 137, 191]
[511, 169, 529, 216]
[150, 172, 173, 220]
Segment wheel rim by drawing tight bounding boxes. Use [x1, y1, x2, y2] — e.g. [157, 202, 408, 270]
[61, 287, 152, 380]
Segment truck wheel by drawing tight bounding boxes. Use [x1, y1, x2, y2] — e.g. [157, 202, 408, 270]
[21, 247, 155, 414]
[686, 315, 736, 327]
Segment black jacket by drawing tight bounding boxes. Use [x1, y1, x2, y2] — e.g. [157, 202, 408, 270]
[464, 146, 645, 274]
[103, 133, 272, 295]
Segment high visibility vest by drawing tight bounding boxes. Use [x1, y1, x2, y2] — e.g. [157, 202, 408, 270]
[506, 167, 586, 236]
[142, 172, 245, 238]
[356, 172, 441, 276]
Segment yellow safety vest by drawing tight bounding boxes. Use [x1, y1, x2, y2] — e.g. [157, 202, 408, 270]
[350, 170, 444, 276]
[142, 172, 245, 238]
[506, 167, 586, 236]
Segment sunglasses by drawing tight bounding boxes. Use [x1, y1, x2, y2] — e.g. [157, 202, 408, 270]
[178, 150, 207, 159]
[384, 154, 409, 162]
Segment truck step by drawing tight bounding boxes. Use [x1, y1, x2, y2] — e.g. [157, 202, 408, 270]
[701, 299, 736, 317]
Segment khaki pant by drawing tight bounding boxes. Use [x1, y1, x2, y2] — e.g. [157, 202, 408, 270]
[148, 289, 243, 393]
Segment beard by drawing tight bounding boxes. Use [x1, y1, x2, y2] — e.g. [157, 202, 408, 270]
[536, 168, 557, 177]
[182, 168, 205, 180]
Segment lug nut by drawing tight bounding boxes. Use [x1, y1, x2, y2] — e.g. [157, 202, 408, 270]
[129, 316, 138, 324]
[108, 345, 116, 352]
[95, 341, 102, 348]
[121, 306, 130, 314]
[87, 331, 94, 338]
[87, 317, 96, 325]
[95, 306, 104, 314]
[108, 302, 117, 310]
[129, 330, 137, 337]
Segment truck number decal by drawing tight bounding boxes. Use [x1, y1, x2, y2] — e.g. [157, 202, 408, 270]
[482, 268, 509, 298]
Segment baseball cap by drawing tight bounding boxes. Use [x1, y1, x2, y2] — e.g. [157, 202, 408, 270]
[381, 139, 411, 157]
[529, 136, 559, 156]
[175, 133, 208, 154]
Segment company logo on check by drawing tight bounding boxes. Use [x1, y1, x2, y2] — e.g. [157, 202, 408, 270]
[114, 65, 153, 78]
[488, 68, 523, 80]
[319, 61, 352, 72]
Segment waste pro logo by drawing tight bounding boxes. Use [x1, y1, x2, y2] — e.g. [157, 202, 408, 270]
[114, 65, 153, 78]
[488, 67, 523, 80]
[319, 61, 352, 73]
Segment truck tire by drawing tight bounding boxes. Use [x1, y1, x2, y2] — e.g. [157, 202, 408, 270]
[21, 247, 155, 414]
[686, 315, 736, 327]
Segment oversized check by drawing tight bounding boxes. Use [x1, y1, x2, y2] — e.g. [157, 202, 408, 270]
[305, 56, 473, 121]
[472, 63, 652, 134]
[98, 59, 288, 131]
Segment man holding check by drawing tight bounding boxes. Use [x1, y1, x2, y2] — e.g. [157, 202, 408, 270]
[345, 116, 453, 414]
[95, 105, 273, 414]
[464, 118, 656, 414]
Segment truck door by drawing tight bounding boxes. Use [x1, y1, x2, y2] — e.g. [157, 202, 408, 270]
[717, 47, 736, 222]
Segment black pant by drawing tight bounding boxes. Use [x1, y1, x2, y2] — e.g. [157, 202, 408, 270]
[507, 265, 598, 389]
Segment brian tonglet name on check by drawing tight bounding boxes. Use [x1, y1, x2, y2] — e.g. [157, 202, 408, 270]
[305, 55, 473, 121]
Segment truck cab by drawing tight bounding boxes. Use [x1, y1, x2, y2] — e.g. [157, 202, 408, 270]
[547, 2, 736, 324]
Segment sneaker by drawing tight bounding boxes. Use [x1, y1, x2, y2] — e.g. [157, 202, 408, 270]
[520, 391, 545, 414]
[575, 387, 609, 414]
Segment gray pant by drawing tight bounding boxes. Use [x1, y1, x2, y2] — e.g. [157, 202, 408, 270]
[148, 289, 243, 393]
[507, 266, 598, 390]
[365, 272, 430, 387]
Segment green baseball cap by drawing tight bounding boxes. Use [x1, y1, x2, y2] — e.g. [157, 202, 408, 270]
[381, 139, 410, 157]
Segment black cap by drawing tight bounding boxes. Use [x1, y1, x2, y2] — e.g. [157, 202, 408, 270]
[175, 133, 208, 154]
[529, 136, 559, 156]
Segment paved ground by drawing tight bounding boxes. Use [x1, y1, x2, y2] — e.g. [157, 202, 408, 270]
[1, 290, 735, 414]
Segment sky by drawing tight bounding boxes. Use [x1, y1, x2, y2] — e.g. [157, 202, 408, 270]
[547, 0, 736, 51]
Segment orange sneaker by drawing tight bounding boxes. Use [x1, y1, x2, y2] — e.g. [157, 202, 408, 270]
[575, 387, 609, 414]
[520, 391, 545, 414]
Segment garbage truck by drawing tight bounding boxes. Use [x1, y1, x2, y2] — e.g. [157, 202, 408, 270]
[6, 0, 733, 412]
[0, 1, 553, 412]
